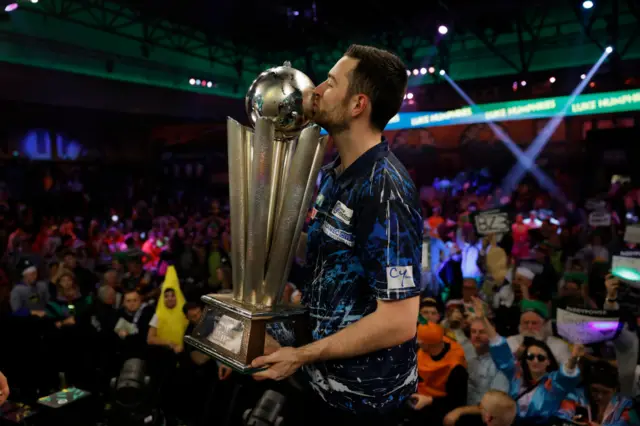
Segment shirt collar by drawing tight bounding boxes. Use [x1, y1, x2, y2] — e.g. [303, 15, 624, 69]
[324, 138, 390, 190]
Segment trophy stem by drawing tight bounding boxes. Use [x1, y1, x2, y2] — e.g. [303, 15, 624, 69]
[273, 139, 297, 232]
[265, 139, 285, 255]
[227, 118, 250, 302]
[244, 118, 276, 305]
[260, 126, 326, 307]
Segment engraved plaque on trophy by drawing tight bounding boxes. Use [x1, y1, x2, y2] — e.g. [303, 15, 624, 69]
[184, 63, 327, 372]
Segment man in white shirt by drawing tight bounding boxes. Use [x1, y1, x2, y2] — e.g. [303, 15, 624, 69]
[506, 301, 571, 364]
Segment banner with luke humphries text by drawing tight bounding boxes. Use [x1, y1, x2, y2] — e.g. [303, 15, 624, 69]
[321, 89, 640, 134]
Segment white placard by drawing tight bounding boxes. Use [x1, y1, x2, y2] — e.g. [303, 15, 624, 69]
[473, 210, 510, 235]
[588, 211, 611, 227]
[556, 307, 621, 344]
[624, 225, 640, 244]
[207, 315, 244, 354]
[612, 255, 640, 273]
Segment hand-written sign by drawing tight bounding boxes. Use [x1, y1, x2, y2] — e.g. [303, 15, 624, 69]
[588, 211, 611, 227]
[556, 306, 621, 344]
[207, 315, 244, 354]
[472, 208, 511, 236]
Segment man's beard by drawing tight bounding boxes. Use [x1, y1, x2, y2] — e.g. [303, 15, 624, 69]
[519, 326, 547, 341]
[313, 101, 350, 135]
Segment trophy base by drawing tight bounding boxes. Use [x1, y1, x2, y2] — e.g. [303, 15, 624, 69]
[184, 293, 307, 373]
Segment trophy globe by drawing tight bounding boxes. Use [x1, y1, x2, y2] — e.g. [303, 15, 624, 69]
[245, 61, 315, 137]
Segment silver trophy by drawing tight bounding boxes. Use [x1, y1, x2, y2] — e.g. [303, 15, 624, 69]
[185, 62, 327, 372]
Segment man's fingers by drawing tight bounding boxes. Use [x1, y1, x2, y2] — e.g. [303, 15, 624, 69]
[252, 368, 278, 381]
[251, 353, 274, 368]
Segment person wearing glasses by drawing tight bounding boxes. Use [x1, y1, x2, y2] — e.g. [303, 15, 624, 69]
[472, 297, 584, 425]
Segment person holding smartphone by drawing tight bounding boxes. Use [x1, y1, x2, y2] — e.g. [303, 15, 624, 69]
[556, 360, 632, 426]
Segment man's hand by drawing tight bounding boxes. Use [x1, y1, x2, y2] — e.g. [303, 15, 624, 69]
[264, 334, 281, 356]
[63, 317, 76, 326]
[218, 364, 233, 381]
[31, 310, 46, 318]
[172, 343, 184, 354]
[118, 329, 129, 338]
[443, 408, 462, 426]
[605, 274, 620, 299]
[0, 371, 9, 405]
[472, 297, 486, 319]
[449, 309, 464, 329]
[408, 393, 433, 411]
[251, 347, 303, 381]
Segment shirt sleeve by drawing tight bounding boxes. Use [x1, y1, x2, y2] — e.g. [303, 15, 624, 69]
[149, 313, 158, 328]
[358, 195, 423, 301]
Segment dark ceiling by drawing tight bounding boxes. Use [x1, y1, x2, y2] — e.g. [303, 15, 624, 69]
[113, 0, 524, 49]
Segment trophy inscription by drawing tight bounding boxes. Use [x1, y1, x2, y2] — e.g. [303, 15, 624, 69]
[185, 62, 327, 372]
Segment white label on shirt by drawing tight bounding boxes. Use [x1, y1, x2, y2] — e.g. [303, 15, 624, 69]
[331, 200, 353, 225]
[386, 266, 416, 289]
[322, 222, 355, 247]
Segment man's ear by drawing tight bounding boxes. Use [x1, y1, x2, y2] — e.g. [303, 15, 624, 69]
[351, 94, 369, 118]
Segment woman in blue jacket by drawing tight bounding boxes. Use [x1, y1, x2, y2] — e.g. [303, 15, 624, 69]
[473, 297, 583, 425]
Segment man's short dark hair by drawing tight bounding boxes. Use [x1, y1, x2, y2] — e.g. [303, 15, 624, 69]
[163, 288, 175, 296]
[183, 301, 202, 316]
[344, 44, 408, 132]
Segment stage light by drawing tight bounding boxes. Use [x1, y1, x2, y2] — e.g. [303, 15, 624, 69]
[549, 76, 556, 83]
[582, 0, 594, 9]
[581, 73, 587, 80]
[207, 81, 212, 88]
[4, 3, 18, 12]
[439, 69, 446, 76]
[605, 46, 613, 54]
[590, 81, 596, 88]
[520, 80, 527, 87]
[30, 0, 38, 3]
[412, 69, 419, 76]
[201, 80, 207, 87]
[406, 70, 411, 76]
[512, 81, 518, 91]
[428, 66, 435, 74]
[111, 215, 119, 222]
[438, 25, 448, 35]
[407, 93, 414, 100]
[195, 79, 201, 85]
[189, 78, 195, 85]
[420, 67, 427, 75]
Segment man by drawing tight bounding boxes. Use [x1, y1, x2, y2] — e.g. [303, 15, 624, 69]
[449, 317, 509, 406]
[410, 322, 468, 425]
[115, 290, 154, 359]
[61, 249, 96, 296]
[252, 45, 422, 423]
[10, 259, 49, 317]
[506, 300, 571, 364]
[443, 390, 517, 426]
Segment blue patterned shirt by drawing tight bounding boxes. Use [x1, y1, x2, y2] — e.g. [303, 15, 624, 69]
[296, 139, 422, 414]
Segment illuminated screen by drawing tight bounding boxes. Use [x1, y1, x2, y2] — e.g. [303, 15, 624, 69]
[320, 89, 640, 134]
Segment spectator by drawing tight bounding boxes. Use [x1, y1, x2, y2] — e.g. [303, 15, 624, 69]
[474, 297, 583, 424]
[410, 322, 468, 424]
[506, 300, 571, 365]
[10, 258, 49, 318]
